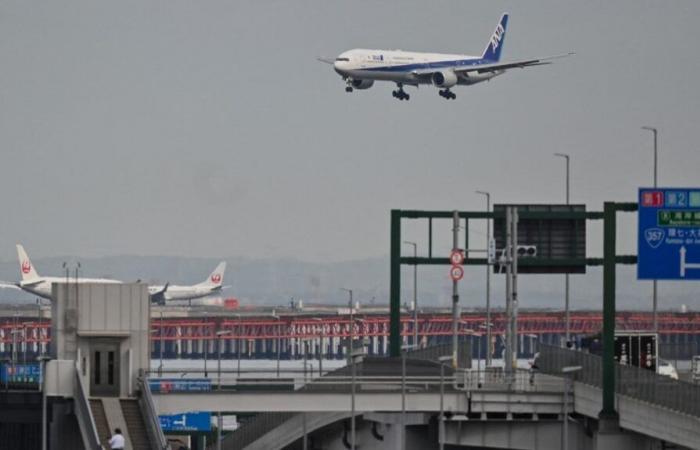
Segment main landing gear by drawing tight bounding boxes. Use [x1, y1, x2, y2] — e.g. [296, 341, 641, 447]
[392, 89, 410, 100]
[392, 83, 410, 101]
[439, 89, 456, 100]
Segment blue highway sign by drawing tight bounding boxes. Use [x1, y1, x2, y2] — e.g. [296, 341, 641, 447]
[638, 188, 700, 280]
[159, 412, 211, 432]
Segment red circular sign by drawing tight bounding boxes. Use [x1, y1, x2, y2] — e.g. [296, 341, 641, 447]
[21, 261, 31, 274]
[211, 274, 222, 284]
[450, 265, 464, 281]
[449, 250, 464, 265]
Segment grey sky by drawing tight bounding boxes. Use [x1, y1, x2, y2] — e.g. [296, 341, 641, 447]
[1, 0, 699, 263]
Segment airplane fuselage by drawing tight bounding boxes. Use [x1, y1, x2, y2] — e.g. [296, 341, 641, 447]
[333, 49, 502, 86]
[19, 277, 122, 299]
[148, 284, 221, 301]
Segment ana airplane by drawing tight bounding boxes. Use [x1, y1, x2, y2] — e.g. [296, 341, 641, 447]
[320, 13, 572, 100]
[0, 244, 122, 299]
[0, 245, 228, 304]
[148, 261, 227, 305]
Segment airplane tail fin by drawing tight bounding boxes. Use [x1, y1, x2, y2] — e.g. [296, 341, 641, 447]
[16, 244, 40, 281]
[199, 261, 226, 288]
[482, 13, 509, 62]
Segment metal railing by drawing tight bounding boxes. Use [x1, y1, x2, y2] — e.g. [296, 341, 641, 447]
[539, 344, 700, 417]
[138, 377, 171, 450]
[73, 363, 104, 450]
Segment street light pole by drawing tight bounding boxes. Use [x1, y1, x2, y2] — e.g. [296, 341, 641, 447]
[476, 190, 492, 366]
[403, 241, 418, 348]
[437, 355, 452, 450]
[159, 308, 164, 377]
[554, 153, 571, 345]
[204, 312, 209, 378]
[562, 365, 582, 450]
[216, 330, 232, 390]
[642, 126, 659, 333]
[341, 288, 354, 358]
[38, 355, 50, 450]
[401, 344, 417, 450]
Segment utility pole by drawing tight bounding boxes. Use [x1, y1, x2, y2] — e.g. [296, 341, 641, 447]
[403, 241, 418, 348]
[476, 191, 492, 366]
[504, 208, 513, 380]
[554, 153, 571, 344]
[511, 208, 519, 376]
[504, 207, 519, 383]
[451, 211, 460, 368]
[642, 126, 659, 332]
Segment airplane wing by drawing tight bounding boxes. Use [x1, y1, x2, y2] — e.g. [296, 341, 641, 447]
[0, 281, 20, 290]
[410, 53, 574, 79]
[456, 52, 574, 74]
[317, 57, 335, 65]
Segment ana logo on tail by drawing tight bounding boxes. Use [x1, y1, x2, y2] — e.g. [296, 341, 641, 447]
[211, 274, 222, 284]
[21, 261, 31, 274]
[490, 23, 505, 52]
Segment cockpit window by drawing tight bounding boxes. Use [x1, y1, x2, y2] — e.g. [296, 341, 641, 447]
[335, 57, 350, 62]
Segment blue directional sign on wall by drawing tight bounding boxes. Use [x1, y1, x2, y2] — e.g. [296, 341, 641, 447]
[159, 412, 211, 432]
[638, 188, 700, 280]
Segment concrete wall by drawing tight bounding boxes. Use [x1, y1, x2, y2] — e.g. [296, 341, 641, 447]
[51, 283, 150, 397]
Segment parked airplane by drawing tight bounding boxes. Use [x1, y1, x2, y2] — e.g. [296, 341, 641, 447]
[0, 244, 122, 299]
[319, 13, 572, 100]
[0, 245, 228, 304]
[148, 262, 227, 305]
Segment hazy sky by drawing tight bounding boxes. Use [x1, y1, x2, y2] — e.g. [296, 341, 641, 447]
[1, 0, 699, 263]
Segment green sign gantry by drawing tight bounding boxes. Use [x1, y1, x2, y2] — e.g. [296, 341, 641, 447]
[390, 203, 637, 421]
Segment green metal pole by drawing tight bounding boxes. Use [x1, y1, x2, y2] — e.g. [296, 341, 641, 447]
[390, 210, 402, 357]
[600, 202, 618, 420]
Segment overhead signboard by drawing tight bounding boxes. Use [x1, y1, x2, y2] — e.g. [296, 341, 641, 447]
[149, 378, 212, 394]
[493, 204, 586, 274]
[638, 188, 700, 280]
[159, 412, 211, 432]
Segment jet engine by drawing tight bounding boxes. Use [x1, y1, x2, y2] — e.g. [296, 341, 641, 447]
[431, 70, 458, 88]
[351, 79, 374, 90]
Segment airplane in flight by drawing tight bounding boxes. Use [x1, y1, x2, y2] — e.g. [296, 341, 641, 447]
[320, 13, 572, 100]
[0, 245, 228, 304]
[147, 261, 227, 305]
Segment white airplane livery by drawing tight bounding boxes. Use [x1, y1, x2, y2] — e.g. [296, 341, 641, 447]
[0, 245, 228, 304]
[2, 244, 122, 299]
[148, 262, 227, 305]
[320, 13, 572, 100]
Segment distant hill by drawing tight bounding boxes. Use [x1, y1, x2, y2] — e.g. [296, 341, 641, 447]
[0, 254, 696, 311]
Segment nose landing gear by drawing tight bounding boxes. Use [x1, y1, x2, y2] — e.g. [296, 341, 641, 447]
[438, 89, 456, 100]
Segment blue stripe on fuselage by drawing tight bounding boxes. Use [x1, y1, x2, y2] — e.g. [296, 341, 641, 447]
[358, 57, 494, 73]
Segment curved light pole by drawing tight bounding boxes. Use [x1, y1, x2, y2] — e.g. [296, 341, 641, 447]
[403, 241, 418, 347]
[642, 126, 659, 332]
[475, 190, 492, 366]
[554, 153, 571, 345]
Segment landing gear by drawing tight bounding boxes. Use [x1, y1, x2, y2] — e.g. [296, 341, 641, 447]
[392, 83, 410, 101]
[345, 78, 354, 93]
[345, 86, 353, 93]
[392, 90, 410, 100]
[439, 89, 456, 100]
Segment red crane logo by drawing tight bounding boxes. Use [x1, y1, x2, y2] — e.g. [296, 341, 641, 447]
[211, 274, 222, 284]
[21, 261, 31, 274]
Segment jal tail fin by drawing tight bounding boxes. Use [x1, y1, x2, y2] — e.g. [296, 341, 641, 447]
[200, 261, 226, 288]
[482, 13, 509, 62]
[16, 244, 40, 281]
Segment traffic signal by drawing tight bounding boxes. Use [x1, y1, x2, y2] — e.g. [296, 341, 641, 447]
[516, 245, 537, 258]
